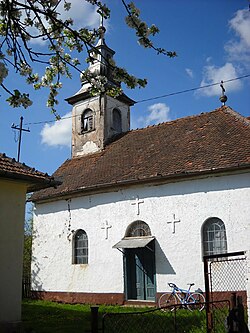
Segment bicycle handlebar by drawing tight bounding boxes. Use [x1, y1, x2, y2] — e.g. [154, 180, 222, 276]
[168, 282, 177, 289]
[168, 282, 195, 290]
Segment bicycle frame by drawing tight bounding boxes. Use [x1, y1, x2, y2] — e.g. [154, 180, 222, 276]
[171, 284, 193, 306]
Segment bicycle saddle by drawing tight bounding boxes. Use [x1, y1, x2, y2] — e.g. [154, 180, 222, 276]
[188, 283, 195, 286]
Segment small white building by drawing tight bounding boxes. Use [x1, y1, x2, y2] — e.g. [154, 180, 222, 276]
[0, 154, 57, 332]
[31, 34, 250, 306]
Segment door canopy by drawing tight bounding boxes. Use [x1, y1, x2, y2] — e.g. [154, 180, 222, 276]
[113, 220, 155, 249]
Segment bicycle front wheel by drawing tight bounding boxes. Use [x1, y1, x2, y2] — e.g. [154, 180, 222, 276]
[158, 293, 178, 311]
[187, 292, 205, 311]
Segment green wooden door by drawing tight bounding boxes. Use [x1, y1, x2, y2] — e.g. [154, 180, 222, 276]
[124, 242, 155, 301]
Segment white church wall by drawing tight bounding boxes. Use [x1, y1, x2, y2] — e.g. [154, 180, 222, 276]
[247, 251, 250, 330]
[32, 172, 250, 296]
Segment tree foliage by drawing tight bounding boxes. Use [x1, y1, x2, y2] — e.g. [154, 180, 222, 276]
[0, 0, 176, 116]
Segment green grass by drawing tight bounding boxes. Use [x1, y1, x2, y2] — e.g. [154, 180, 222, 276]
[22, 300, 90, 332]
[22, 299, 150, 333]
[22, 299, 229, 333]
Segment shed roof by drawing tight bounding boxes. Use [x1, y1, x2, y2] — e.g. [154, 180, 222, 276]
[31, 106, 250, 202]
[0, 153, 60, 192]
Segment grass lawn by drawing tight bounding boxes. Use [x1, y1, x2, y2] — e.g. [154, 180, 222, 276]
[22, 299, 148, 333]
[22, 299, 218, 333]
[22, 298, 234, 333]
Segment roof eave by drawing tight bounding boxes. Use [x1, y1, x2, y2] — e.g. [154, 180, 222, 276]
[65, 91, 135, 106]
[0, 171, 61, 193]
[27, 179, 62, 193]
[31, 163, 250, 203]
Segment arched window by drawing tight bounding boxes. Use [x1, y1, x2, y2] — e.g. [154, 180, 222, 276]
[126, 221, 151, 237]
[81, 109, 94, 133]
[202, 218, 227, 256]
[73, 229, 88, 264]
[112, 108, 122, 133]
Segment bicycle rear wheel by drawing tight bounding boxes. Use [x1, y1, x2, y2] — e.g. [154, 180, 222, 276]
[187, 292, 205, 311]
[158, 293, 178, 311]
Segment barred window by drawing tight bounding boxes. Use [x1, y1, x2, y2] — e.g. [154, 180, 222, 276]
[126, 221, 151, 237]
[73, 229, 88, 264]
[202, 218, 227, 256]
[81, 109, 94, 133]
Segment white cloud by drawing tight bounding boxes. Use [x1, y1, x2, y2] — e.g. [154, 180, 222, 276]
[58, 0, 100, 29]
[185, 68, 194, 78]
[138, 103, 171, 126]
[198, 8, 249, 98]
[41, 112, 72, 147]
[225, 9, 250, 64]
[229, 9, 250, 46]
[198, 63, 242, 97]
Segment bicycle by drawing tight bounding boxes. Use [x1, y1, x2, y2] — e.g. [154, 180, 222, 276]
[158, 282, 205, 311]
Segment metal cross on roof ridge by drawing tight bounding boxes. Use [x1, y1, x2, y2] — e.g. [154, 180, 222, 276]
[219, 80, 228, 106]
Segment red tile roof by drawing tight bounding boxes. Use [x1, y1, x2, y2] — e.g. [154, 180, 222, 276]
[31, 106, 250, 202]
[0, 153, 60, 192]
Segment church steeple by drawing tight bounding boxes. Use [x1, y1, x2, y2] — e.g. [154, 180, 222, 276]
[66, 26, 135, 158]
[80, 26, 116, 88]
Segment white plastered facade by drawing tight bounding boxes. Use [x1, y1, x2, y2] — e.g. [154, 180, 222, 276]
[31, 172, 250, 295]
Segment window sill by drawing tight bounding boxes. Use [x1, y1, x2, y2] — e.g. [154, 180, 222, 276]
[80, 128, 95, 134]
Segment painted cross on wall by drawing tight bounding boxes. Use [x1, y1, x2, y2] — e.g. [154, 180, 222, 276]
[101, 220, 112, 239]
[167, 214, 181, 233]
[131, 196, 144, 215]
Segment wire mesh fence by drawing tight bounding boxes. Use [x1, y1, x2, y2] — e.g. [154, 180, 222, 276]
[102, 301, 230, 333]
[209, 254, 247, 304]
[209, 300, 231, 333]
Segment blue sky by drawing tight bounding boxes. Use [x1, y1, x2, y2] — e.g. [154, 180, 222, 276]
[0, 0, 249, 176]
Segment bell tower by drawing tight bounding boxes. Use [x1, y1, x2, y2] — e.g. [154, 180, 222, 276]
[66, 27, 135, 158]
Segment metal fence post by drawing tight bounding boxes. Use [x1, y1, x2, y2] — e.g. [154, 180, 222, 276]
[91, 306, 99, 333]
[204, 256, 212, 333]
[237, 295, 249, 333]
[246, 250, 250, 331]
[228, 293, 237, 333]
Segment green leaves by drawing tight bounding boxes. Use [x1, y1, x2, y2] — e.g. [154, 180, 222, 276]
[0, 0, 176, 115]
[6, 90, 32, 109]
[124, 1, 177, 57]
[113, 66, 147, 90]
[0, 62, 8, 84]
[86, 0, 110, 19]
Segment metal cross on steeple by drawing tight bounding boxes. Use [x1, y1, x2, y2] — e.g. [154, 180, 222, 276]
[99, 8, 104, 28]
[11, 116, 30, 162]
[98, 9, 106, 40]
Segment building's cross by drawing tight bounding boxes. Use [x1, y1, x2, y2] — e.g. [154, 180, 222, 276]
[101, 220, 112, 239]
[131, 196, 144, 215]
[98, 7, 106, 39]
[11, 116, 30, 162]
[167, 214, 181, 234]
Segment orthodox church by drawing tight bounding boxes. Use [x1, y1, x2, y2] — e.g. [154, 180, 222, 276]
[31, 30, 250, 305]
